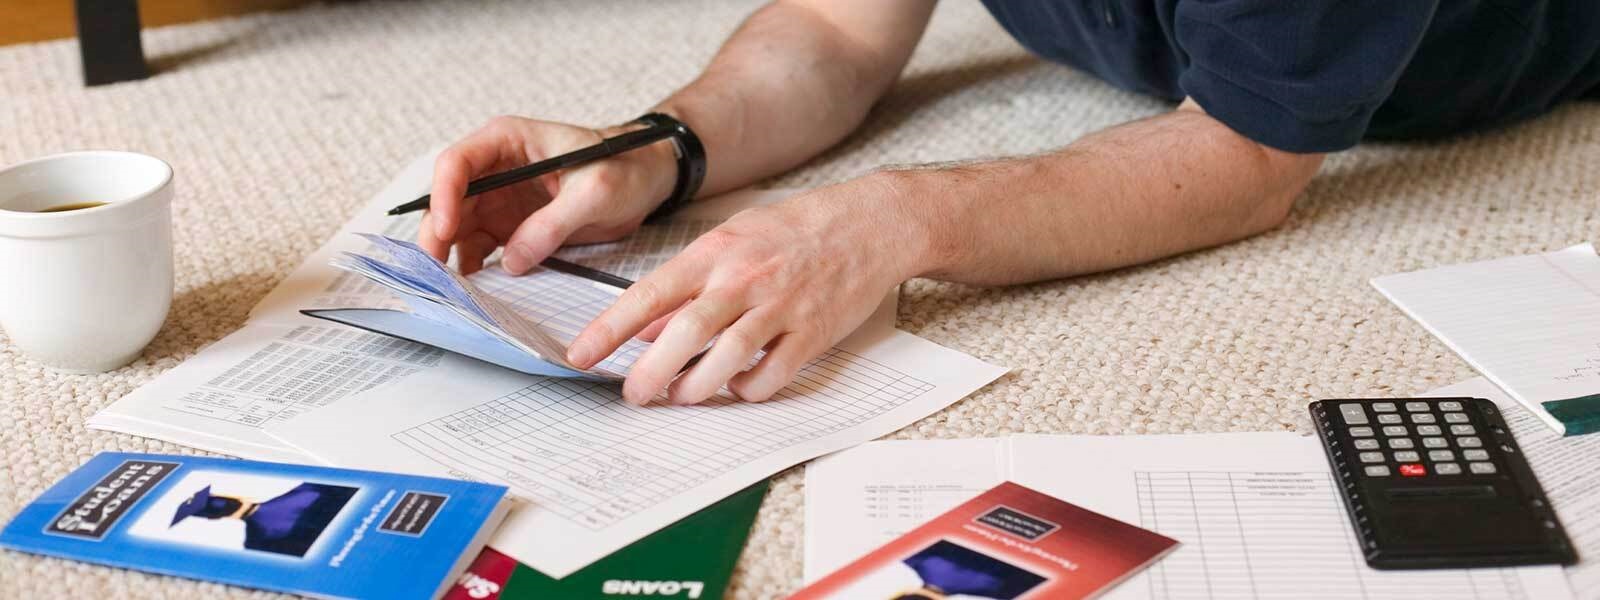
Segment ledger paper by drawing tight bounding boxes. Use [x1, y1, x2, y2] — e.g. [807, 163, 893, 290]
[267, 324, 1007, 577]
[804, 432, 1575, 599]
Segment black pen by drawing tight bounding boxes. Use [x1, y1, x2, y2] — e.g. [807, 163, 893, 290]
[539, 257, 633, 290]
[387, 121, 681, 216]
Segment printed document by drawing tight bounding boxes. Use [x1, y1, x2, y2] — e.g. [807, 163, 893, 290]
[86, 151, 846, 460]
[266, 323, 1006, 578]
[1430, 377, 1600, 599]
[804, 432, 1574, 599]
[1372, 244, 1600, 435]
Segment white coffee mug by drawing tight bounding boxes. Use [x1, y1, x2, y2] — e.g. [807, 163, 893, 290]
[0, 151, 174, 372]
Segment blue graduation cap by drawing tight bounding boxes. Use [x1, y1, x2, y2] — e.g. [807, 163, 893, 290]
[170, 485, 214, 527]
[902, 540, 1047, 599]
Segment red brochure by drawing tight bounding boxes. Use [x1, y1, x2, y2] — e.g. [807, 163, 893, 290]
[794, 481, 1178, 600]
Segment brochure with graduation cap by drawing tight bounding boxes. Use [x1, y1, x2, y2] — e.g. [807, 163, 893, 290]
[443, 481, 768, 600]
[0, 452, 510, 600]
[792, 481, 1178, 600]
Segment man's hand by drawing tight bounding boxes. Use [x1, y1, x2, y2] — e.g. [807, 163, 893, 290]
[565, 178, 925, 406]
[419, 116, 677, 274]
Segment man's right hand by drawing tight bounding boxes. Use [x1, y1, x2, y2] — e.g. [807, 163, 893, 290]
[418, 116, 678, 274]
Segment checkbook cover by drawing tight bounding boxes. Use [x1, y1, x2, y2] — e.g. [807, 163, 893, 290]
[0, 452, 510, 600]
[443, 481, 768, 600]
[792, 481, 1178, 600]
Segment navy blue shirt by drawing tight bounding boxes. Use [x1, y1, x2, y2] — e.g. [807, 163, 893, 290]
[981, 1, 1600, 153]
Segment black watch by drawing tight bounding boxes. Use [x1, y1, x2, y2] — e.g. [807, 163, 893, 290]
[634, 112, 706, 223]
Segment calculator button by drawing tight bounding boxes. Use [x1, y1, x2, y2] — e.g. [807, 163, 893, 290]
[1405, 401, 1430, 412]
[1393, 451, 1421, 462]
[1364, 465, 1391, 476]
[1382, 426, 1408, 436]
[1470, 462, 1498, 475]
[1399, 464, 1426, 477]
[1353, 439, 1380, 450]
[1411, 413, 1437, 424]
[1435, 463, 1462, 475]
[1417, 425, 1442, 435]
[1377, 414, 1403, 424]
[1463, 449, 1490, 461]
[1338, 403, 1370, 425]
[1360, 452, 1385, 463]
[1444, 412, 1470, 423]
[1388, 438, 1415, 449]
[1372, 402, 1397, 413]
[1428, 450, 1455, 461]
[1458, 436, 1483, 448]
[1438, 401, 1463, 411]
[1349, 427, 1374, 437]
[1450, 424, 1476, 435]
[1422, 437, 1448, 448]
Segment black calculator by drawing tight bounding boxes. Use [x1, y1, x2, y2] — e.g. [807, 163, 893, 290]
[1309, 397, 1576, 569]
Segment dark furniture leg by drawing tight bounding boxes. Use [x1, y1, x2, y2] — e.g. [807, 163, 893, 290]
[76, 0, 149, 86]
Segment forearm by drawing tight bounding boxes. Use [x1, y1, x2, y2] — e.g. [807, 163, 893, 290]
[886, 103, 1325, 286]
[650, 0, 934, 196]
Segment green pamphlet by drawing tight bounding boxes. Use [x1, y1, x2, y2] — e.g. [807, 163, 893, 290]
[447, 481, 768, 600]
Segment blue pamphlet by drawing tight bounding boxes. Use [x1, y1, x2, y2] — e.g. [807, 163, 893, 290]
[1, 452, 510, 599]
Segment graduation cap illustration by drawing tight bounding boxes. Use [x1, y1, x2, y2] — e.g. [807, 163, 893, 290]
[893, 540, 1048, 600]
[170, 485, 224, 526]
[168, 481, 358, 558]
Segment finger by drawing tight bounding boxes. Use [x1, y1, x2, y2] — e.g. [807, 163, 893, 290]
[636, 307, 683, 342]
[728, 332, 829, 402]
[567, 257, 709, 368]
[430, 123, 517, 243]
[456, 230, 499, 275]
[499, 190, 607, 275]
[417, 211, 450, 262]
[667, 310, 782, 405]
[619, 293, 745, 405]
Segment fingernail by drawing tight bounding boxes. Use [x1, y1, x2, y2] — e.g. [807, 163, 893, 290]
[433, 219, 451, 241]
[502, 246, 530, 274]
[566, 341, 593, 368]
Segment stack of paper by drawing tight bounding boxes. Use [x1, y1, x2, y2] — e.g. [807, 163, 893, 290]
[1372, 244, 1600, 436]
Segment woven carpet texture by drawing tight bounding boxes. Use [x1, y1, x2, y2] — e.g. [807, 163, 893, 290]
[2, 1, 1598, 598]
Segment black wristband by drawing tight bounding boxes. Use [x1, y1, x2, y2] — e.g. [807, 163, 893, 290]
[635, 112, 706, 223]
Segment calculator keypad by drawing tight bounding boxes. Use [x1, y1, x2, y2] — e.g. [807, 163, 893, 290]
[1331, 400, 1498, 479]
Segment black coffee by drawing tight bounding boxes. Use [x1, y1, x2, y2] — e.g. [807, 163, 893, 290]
[37, 201, 108, 213]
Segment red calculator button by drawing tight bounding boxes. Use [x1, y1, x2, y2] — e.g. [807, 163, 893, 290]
[1399, 464, 1426, 477]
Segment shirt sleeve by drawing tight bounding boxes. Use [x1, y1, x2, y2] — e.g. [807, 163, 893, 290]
[1174, 0, 1439, 153]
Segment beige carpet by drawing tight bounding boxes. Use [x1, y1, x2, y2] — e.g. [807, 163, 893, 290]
[2, 1, 1598, 597]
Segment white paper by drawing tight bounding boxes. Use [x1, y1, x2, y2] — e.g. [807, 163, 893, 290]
[1372, 244, 1600, 435]
[802, 438, 1006, 581]
[266, 324, 1007, 578]
[87, 150, 847, 460]
[1427, 377, 1600, 599]
[804, 432, 1574, 599]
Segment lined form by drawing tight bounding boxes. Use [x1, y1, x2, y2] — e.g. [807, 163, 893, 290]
[1134, 471, 1531, 599]
[1428, 378, 1600, 599]
[1372, 244, 1600, 435]
[267, 325, 1007, 578]
[804, 433, 1575, 599]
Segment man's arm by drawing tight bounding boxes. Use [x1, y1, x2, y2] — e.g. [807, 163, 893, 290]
[888, 100, 1325, 285]
[421, 0, 934, 273]
[653, 0, 937, 196]
[568, 101, 1324, 405]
